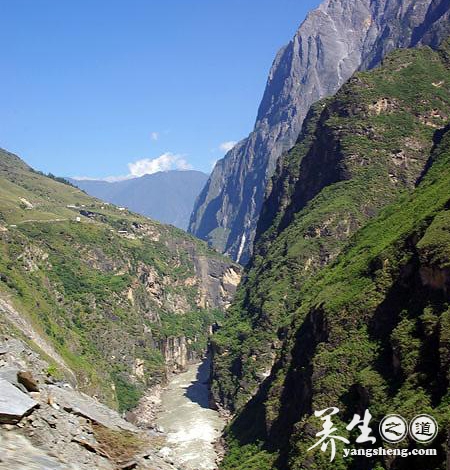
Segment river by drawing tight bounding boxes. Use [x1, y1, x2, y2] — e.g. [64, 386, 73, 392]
[156, 357, 225, 470]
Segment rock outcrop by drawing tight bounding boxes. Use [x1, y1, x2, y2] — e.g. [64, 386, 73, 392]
[189, 0, 450, 264]
[0, 379, 38, 424]
[160, 337, 190, 372]
[0, 337, 179, 470]
[193, 256, 241, 310]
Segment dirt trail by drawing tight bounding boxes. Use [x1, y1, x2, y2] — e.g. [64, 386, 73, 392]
[0, 296, 77, 383]
[15, 218, 69, 224]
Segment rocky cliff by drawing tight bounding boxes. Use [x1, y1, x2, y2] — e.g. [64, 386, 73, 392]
[216, 38, 450, 470]
[188, 0, 450, 264]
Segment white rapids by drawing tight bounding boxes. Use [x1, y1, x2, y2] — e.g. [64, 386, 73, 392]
[156, 357, 225, 470]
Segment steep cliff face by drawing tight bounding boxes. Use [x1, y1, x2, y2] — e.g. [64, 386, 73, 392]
[0, 149, 240, 412]
[189, 0, 450, 264]
[221, 124, 450, 470]
[212, 40, 450, 414]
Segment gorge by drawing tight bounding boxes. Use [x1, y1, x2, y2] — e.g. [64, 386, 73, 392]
[0, 148, 239, 469]
[1, 0, 450, 469]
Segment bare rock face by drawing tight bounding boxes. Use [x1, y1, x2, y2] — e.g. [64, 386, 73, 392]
[160, 337, 189, 372]
[0, 431, 73, 470]
[0, 379, 38, 424]
[188, 0, 450, 264]
[193, 256, 241, 310]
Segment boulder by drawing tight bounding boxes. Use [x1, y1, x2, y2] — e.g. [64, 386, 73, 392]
[0, 378, 38, 423]
[47, 385, 137, 432]
[17, 370, 40, 392]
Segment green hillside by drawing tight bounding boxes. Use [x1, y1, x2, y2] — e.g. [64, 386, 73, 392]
[215, 39, 450, 470]
[0, 149, 237, 411]
[212, 39, 450, 413]
[223, 121, 450, 470]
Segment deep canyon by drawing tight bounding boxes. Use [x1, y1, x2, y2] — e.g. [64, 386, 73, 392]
[1, 0, 450, 469]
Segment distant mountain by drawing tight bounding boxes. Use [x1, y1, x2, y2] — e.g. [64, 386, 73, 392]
[70, 170, 208, 230]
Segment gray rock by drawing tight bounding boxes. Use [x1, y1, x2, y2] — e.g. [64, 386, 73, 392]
[188, 0, 450, 264]
[0, 429, 80, 469]
[46, 385, 137, 432]
[0, 366, 19, 383]
[0, 378, 38, 423]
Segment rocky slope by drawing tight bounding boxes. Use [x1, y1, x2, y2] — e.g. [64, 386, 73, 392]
[188, 0, 450, 264]
[70, 170, 208, 231]
[0, 148, 240, 413]
[213, 39, 450, 469]
[0, 335, 179, 469]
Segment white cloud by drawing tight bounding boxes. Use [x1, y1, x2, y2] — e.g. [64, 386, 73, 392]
[150, 132, 159, 141]
[128, 153, 191, 176]
[72, 153, 192, 182]
[72, 175, 133, 183]
[219, 141, 237, 152]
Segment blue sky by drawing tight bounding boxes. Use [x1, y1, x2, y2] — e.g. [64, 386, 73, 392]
[1, 0, 321, 179]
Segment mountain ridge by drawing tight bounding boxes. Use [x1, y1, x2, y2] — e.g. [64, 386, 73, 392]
[212, 38, 450, 414]
[70, 169, 208, 230]
[189, 0, 450, 264]
[217, 37, 450, 470]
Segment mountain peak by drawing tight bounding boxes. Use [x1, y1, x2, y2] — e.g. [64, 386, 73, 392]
[188, 0, 450, 264]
